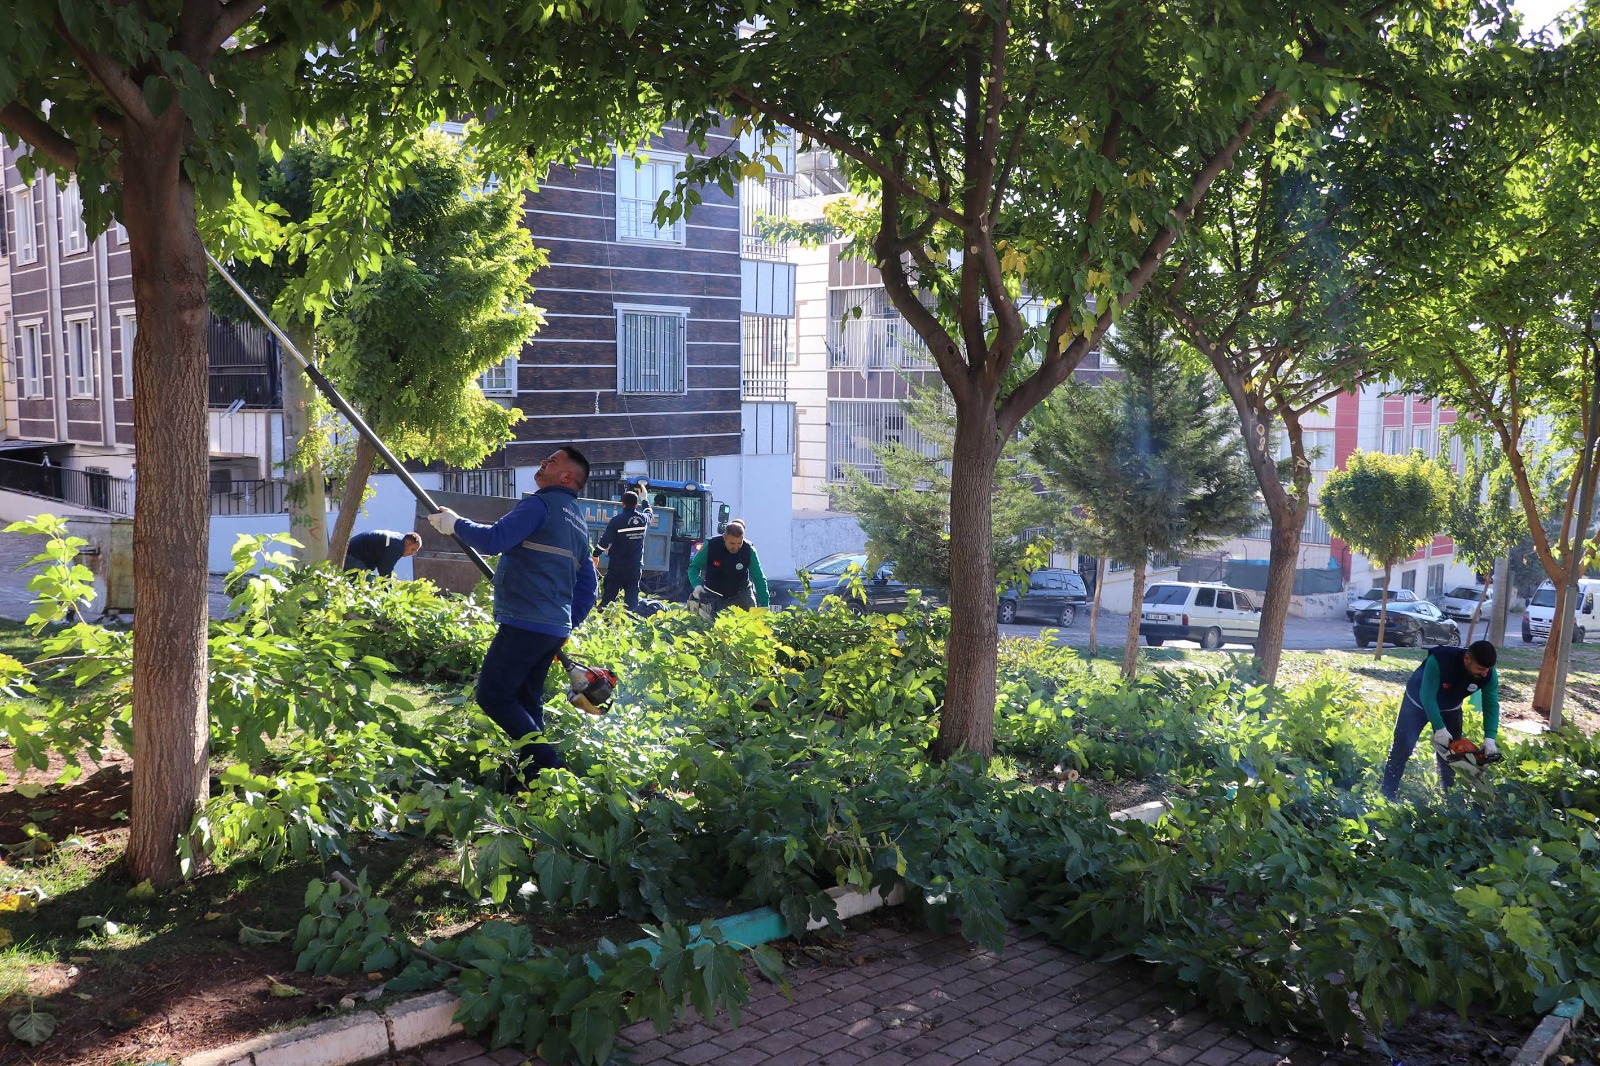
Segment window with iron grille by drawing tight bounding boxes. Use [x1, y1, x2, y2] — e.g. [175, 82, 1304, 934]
[65, 316, 97, 399]
[826, 400, 939, 485]
[10, 184, 38, 265]
[827, 286, 933, 370]
[1427, 563, 1445, 600]
[62, 179, 89, 255]
[647, 458, 705, 484]
[17, 321, 45, 398]
[741, 315, 790, 400]
[617, 306, 687, 394]
[479, 354, 517, 396]
[585, 465, 626, 502]
[118, 311, 136, 399]
[616, 151, 686, 244]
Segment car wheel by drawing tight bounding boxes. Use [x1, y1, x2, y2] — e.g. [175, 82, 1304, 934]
[1576, 627, 1587, 645]
[1058, 604, 1077, 627]
[1201, 627, 1222, 651]
[997, 600, 1017, 625]
[1450, 625, 1461, 645]
[1146, 636, 1165, 647]
[1357, 637, 1370, 649]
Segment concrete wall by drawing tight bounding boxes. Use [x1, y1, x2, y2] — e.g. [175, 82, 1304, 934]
[0, 487, 102, 523]
[790, 510, 865, 571]
[706, 452, 797, 577]
[1097, 565, 1182, 614]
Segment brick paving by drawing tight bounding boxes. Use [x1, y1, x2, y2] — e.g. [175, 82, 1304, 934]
[399, 924, 1351, 1066]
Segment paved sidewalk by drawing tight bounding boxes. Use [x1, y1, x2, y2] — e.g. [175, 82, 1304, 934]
[0, 529, 234, 621]
[405, 925, 1351, 1066]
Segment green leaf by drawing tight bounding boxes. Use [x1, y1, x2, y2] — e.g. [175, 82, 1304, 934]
[7, 1007, 56, 1046]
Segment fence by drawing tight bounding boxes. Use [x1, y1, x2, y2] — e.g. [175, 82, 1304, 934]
[0, 457, 133, 515]
[740, 174, 794, 261]
[208, 313, 281, 409]
[441, 468, 517, 498]
[210, 479, 288, 516]
[742, 316, 790, 400]
[826, 287, 936, 370]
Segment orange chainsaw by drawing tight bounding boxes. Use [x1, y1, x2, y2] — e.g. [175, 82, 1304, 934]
[556, 650, 617, 716]
[1445, 737, 1504, 789]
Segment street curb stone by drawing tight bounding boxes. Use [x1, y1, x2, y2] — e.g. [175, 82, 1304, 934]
[1512, 998, 1585, 1066]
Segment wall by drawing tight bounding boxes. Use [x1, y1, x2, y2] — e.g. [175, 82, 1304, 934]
[206, 472, 437, 575]
[0, 487, 102, 523]
[1096, 565, 1182, 614]
[790, 511, 865, 571]
[705, 452, 796, 577]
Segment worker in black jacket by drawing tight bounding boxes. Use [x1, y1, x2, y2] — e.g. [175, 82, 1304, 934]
[345, 530, 421, 578]
[597, 484, 654, 610]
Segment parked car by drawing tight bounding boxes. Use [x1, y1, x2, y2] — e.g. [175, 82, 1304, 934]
[1345, 586, 1418, 622]
[1138, 582, 1261, 650]
[1352, 600, 1460, 649]
[1522, 578, 1600, 644]
[1437, 584, 1493, 623]
[766, 553, 944, 614]
[998, 568, 1089, 626]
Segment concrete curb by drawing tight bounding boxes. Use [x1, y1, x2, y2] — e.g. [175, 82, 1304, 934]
[181, 797, 1161, 1066]
[1512, 998, 1585, 1066]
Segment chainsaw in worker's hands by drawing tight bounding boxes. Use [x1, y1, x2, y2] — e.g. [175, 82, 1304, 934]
[1443, 736, 1504, 791]
[556, 649, 618, 715]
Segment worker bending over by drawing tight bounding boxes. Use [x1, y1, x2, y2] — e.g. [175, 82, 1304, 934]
[1379, 639, 1500, 799]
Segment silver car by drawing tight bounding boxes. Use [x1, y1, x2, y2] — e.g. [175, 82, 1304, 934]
[1437, 584, 1493, 622]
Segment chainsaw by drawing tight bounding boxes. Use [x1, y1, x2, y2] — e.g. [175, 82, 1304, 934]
[556, 650, 618, 715]
[1444, 737, 1504, 790]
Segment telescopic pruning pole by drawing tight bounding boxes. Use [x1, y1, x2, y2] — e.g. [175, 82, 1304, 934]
[206, 250, 495, 581]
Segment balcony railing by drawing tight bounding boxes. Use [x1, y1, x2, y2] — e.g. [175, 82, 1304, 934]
[742, 316, 790, 400]
[210, 479, 288, 516]
[1245, 505, 1332, 545]
[441, 467, 517, 498]
[0, 458, 133, 515]
[740, 174, 794, 261]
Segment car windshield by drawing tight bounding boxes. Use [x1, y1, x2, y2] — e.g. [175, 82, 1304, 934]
[1446, 586, 1482, 600]
[1143, 585, 1189, 606]
[803, 553, 866, 577]
[1360, 588, 1402, 600]
[1532, 587, 1557, 607]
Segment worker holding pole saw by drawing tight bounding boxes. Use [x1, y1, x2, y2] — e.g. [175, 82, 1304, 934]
[208, 251, 610, 786]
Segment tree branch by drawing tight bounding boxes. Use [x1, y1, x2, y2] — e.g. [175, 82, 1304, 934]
[210, 0, 266, 52]
[54, 15, 156, 127]
[0, 104, 82, 170]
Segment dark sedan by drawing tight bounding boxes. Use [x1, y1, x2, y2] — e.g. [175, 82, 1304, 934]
[766, 553, 944, 613]
[1353, 600, 1461, 649]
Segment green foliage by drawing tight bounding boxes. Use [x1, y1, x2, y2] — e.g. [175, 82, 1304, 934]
[830, 379, 1057, 593]
[1320, 450, 1456, 575]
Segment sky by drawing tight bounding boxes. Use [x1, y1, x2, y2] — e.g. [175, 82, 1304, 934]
[1514, 0, 1579, 34]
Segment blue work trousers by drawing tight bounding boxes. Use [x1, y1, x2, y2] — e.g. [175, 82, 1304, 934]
[601, 569, 642, 610]
[476, 624, 567, 780]
[1379, 696, 1464, 799]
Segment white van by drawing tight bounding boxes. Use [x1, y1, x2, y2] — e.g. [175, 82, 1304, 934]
[1523, 578, 1600, 644]
[1139, 581, 1262, 650]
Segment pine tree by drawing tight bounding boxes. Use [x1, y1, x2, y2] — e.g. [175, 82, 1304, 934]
[1031, 304, 1257, 679]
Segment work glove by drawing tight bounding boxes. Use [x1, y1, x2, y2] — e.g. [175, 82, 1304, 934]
[428, 508, 460, 535]
[1431, 728, 1455, 761]
[1482, 737, 1500, 758]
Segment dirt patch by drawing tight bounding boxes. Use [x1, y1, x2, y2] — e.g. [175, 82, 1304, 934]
[0, 761, 133, 847]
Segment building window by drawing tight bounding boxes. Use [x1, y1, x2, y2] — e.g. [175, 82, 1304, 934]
[61, 179, 89, 254]
[617, 306, 687, 394]
[826, 399, 940, 485]
[117, 310, 137, 398]
[114, 220, 128, 244]
[1426, 563, 1445, 600]
[17, 321, 45, 398]
[10, 185, 38, 265]
[478, 354, 517, 396]
[1401, 569, 1417, 592]
[1412, 427, 1432, 456]
[615, 151, 686, 244]
[65, 316, 97, 399]
[741, 315, 790, 400]
[647, 458, 706, 484]
[1383, 428, 1403, 455]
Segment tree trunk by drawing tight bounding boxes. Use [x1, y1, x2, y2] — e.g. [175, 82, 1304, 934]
[1466, 578, 1489, 644]
[121, 134, 211, 887]
[1256, 504, 1307, 682]
[1541, 369, 1600, 728]
[929, 404, 1002, 763]
[281, 322, 327, 564]
[1088, 556, 1106, 659]
[1374, 564, 1392, 661]
[1488, 554, 1511, 646]
[1122, 559, 1147, 681]
[327, 434, 379, 568]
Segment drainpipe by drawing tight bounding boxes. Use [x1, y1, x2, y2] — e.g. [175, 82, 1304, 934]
[94, 230, 116, 449]
[42, 180, 67, 443]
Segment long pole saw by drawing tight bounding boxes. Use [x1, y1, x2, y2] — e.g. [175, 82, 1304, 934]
[205, 250, 496, 581]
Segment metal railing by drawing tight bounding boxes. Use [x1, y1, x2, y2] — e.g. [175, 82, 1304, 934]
[210, 479, 288, 516]
[740, 174, 794, 261]
[742, 315, 790, 400]
[827, 287, 936, 370]
[616, 198, 683, 243]
[826, 399, 940, 485]
[1245, 505, 1331, 545]
[441, 467, 517, 498]
[0, 457, 133, 515]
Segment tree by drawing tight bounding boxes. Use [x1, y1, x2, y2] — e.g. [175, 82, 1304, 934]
[0, 1, 667, 884]
[1030, 305, 1256, 679]
[1442, 433, 1527, 642]
[1318, 451, 1454, 660]
[831, 379, 1057, 595]
[597, 0, 1467, 760]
